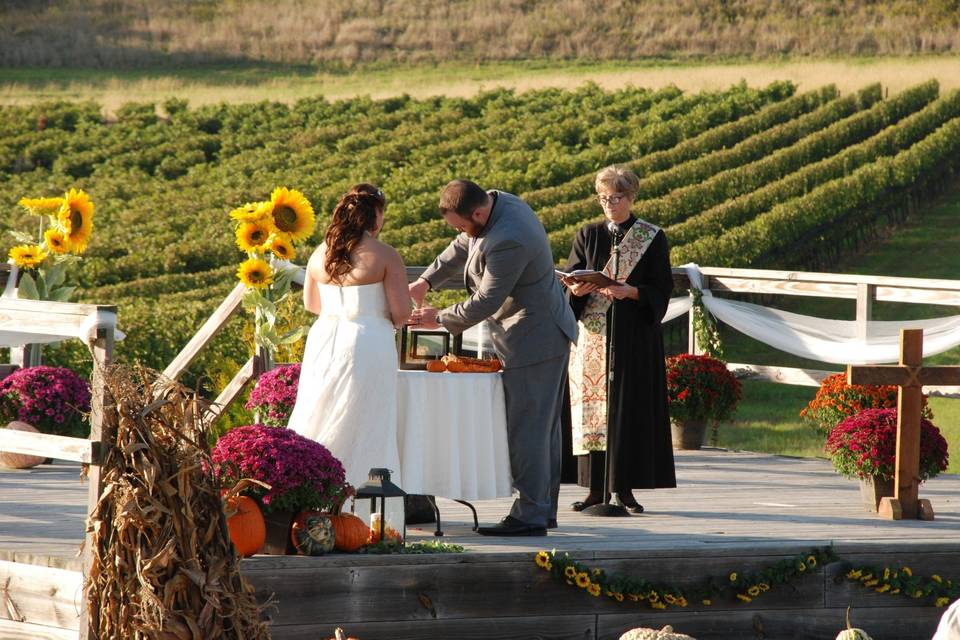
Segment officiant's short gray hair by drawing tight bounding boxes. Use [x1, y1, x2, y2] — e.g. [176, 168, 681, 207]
[595, 165, 639, 199]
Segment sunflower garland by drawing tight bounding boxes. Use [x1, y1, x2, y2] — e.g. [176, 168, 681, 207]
[7, 188, 95, 302]
[536, 547, 839, 610]
[536, 548, 958, 611]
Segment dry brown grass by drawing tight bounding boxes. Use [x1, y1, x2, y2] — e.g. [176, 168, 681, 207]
[2, 0, 960, 68]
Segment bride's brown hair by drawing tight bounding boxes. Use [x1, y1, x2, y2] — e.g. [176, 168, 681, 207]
[324, 183, 386, 282]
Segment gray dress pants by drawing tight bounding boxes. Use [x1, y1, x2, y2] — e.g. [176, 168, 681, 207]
[501, 352, 568, 527]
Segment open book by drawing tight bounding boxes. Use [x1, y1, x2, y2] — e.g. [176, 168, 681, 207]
[555, 269, 619, 288]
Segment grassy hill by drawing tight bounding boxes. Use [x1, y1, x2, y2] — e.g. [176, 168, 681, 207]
[2, 1, 960, 68]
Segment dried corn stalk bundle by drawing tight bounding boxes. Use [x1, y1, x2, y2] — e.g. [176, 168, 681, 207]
[85, 364, 270, 640]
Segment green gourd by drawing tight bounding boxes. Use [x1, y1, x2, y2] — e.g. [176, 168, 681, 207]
[290, 511, 336, 556]
[836, 606, 873, 640]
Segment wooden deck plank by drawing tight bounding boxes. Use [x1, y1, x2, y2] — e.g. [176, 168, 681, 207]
[1, 451, 958, 561]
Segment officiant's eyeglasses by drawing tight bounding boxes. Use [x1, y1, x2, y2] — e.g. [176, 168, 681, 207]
[597, 193, 626, 205]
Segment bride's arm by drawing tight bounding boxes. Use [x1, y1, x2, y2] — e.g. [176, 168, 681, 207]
[383, 246, 412, 328]
[303, 247, 324, 315]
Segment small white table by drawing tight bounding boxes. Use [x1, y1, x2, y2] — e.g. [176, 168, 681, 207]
[396, 370, 513, 501]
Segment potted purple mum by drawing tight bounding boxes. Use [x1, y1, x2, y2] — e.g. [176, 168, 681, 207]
[211, 424, 349, 554]
[0, 365, 91, 437]
[245, 364, 300, 426]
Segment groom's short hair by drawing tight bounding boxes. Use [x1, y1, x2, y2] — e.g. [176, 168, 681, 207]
[439, 179, 487, 218]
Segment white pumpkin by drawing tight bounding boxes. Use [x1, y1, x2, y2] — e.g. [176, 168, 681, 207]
[620, 625, 696, 640]
[837, 606, 873, 640]
[0, 421, 44, 469]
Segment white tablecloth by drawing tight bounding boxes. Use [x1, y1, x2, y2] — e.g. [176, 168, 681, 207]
[397, 370, 513, 500]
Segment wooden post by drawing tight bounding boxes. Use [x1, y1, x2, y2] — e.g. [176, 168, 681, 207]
[855, 283, 874, 343]
[847, 329, 960, 521]
[79, 326, 114, 640]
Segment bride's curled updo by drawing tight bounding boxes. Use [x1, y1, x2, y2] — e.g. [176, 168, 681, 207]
[324, 183, 386, 282]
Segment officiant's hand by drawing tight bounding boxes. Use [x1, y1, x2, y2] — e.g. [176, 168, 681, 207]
[564, 278, 600, 297]
[408, 306, 441, 329]
[599, 284, 638, 300]
[409, 278, 430, 307]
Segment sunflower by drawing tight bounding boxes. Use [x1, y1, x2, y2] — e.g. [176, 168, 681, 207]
[267, 233, 296, 261]
[564, 566, 577, 579]
[237, 258, 273, 289]
[236, 221, 273, 253]
[57, 188, 94, 254]
[9, 244, 48, 269]
[229, 201, 271, 223]
[266, 187, 315, 242]
[575, 572, 590, 588]
[44, 228, 71, 254]
[587, 584, 601, 597]
[535, 552, 550, 569]
[19, 197, 64, 215]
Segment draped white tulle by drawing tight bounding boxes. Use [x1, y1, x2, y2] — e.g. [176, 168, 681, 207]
[287, 282, 401, 489]
[662, 264, 960, 365]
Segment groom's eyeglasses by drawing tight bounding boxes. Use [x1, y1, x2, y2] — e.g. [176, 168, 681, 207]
[597, 193, 626, 205]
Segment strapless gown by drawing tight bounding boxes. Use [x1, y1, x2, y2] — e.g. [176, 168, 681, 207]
[287, 282, 400, 489]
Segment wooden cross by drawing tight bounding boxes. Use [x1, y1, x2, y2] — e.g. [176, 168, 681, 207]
[847, 329, 960, 520]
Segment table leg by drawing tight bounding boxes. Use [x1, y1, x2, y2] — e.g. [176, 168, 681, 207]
[426, 495, 443, 537]
[454, 499, 479, 531]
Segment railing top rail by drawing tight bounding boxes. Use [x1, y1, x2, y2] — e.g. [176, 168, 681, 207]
[689, 266, 960, 292]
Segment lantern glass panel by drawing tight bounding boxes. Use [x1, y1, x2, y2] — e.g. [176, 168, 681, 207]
[353, 495, 406, 543]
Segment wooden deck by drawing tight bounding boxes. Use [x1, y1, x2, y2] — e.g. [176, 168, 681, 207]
[2, 450, 959, 639]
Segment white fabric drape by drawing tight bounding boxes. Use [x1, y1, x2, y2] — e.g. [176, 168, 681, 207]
[671, 263, 960, 365]
[397, 370, 512, 500]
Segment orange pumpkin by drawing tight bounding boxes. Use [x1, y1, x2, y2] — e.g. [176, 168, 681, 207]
[0, 421, 45, 469]
[425, 360, 447, 373]
[226, 495, 266, 557]
[329, 513, 370, 552]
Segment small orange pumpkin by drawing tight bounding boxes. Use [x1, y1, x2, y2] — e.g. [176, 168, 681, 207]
[226, 495, 266, 557]
[425, 360, 447, 373]
[329, 513, 370, 552]
[0, 422, 45, 469]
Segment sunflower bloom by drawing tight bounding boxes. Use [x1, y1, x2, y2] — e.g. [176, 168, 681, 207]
[614, 593, 624, 602]
[748, 586, 761, 597]
[564, 566, 577, 579]
[236, 221, 273, 253]
[267, 187, 315, 242]
[937, 597, 950, 607]
[902, 567, 912, 577]
[933, 575, 942, 583]
[807, 556, 817, 568]
[9, 244, 48, 269]
[575, 572, 590, 588]
[758, 583, 770, 592]
[729, 572, 738, 582]
[237, 258, 273, 289]
[229, 201, 271, 223]
[19, 196, 64, 215]
[58, 188, 94, 254]
[650, 601, 667, 610]
[736, 593, 752, 603]
[44, 228, 71, 254]
[702, 599, 712, 606]
[587, 584, 601, 597]
[535, 552, 550, 568]
[267, 233, 296, 261]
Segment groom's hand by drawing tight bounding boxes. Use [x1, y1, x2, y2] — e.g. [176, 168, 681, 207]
[407, 306, 441, 330]
[409, 278, 430, 307]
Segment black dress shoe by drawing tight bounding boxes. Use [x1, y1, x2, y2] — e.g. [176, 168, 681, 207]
[547, 518, 558, 529]
[477, 516, 547, 537]
[614, 493, 644, 514]
[570, 493, 610, 512]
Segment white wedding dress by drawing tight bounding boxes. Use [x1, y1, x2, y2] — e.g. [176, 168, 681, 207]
[287, 282, 400, 489]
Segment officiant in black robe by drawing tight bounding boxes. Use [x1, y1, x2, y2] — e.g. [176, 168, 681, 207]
[560, 165, 676, 513]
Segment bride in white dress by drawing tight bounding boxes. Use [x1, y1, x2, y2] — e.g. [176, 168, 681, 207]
[287, 184, 412, 489]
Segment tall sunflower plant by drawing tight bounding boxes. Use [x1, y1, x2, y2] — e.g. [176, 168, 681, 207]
[8, 189, 95, 302]
[230, 187, 316, 362]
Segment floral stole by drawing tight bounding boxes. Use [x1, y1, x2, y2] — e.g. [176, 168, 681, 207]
[569, 219, 661, 454]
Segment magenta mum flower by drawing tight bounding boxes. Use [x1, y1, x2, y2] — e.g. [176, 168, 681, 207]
[0, 366, 90, 437]
[244, 364, 301, 427]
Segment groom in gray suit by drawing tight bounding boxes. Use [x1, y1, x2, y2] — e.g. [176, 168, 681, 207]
[409, 179, 577, 536]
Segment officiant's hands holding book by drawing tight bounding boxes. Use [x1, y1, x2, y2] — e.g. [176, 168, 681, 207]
[597, 283, 638, 301]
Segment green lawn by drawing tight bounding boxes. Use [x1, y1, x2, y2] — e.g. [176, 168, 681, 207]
[716, 186, 960, 474]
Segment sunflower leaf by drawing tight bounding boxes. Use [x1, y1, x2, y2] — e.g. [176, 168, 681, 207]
[44, 261, 66, 288]
[7, 230, 37, 245]
[241, 287, 266, 311]
[17, 272, 39, 300]
[47, 286, 75, 302]
[34, 270, 48, 299]
[278, 327, 304, 345]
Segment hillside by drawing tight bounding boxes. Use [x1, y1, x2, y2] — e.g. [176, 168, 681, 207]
[2, 79, 959, 391]
[1, 0, 960, 68]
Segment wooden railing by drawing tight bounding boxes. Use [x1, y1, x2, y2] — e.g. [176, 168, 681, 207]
[0, 298, 115, 640]
[672, 266, 960, 396]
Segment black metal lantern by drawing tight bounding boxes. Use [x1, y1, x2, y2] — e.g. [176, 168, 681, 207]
[353, 468, 406, 546]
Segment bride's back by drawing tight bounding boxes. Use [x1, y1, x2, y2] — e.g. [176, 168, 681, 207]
[312, 235, 392, 287]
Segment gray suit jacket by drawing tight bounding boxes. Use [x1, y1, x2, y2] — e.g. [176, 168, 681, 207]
[421, 191, 577, 369]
